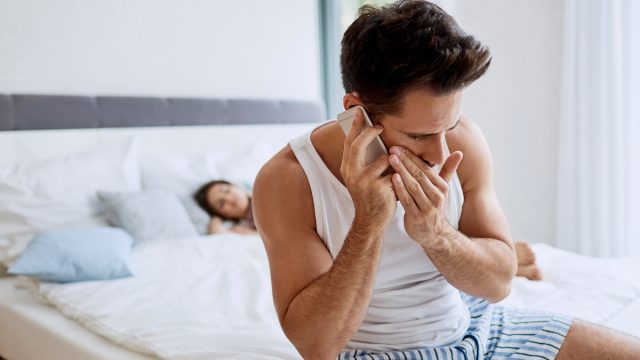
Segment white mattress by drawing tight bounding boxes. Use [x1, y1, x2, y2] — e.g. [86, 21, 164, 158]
[498, 243, 640, 336]
[35, 233, 301, 360]
[2, 240, 639, 360]
[0, 277, 155, 360]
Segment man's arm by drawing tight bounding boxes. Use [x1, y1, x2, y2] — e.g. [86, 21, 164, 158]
[253, 113, 396, 359]
[254, 157, 381, 359]
[389, 117, 517, 303]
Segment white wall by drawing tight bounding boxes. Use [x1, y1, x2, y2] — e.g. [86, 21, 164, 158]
[0, 0, 322, 101]
[1, 0, 565, 245]
[455, 0, 565, 245]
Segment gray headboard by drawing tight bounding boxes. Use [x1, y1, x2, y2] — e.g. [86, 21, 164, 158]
[0, 94, 326, 131]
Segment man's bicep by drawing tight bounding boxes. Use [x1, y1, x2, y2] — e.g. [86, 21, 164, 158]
[458, 187, 512, 244]
[262, 225, 334, 322]
[252, 155, 334, 323]
[454, 118, 512, 244]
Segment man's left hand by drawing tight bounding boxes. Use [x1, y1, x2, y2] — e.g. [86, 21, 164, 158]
[388, 146, 463, 247]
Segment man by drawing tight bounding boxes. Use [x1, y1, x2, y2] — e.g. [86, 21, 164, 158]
[253, 1, 640, 359]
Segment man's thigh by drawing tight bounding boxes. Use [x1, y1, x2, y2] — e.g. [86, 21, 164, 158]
[555, 319, 640, 360]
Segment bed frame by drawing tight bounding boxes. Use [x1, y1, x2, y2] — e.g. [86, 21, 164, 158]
[0, 94, 324, 130]
[0, 95, 326, 166]
[0, 94, 325, 360]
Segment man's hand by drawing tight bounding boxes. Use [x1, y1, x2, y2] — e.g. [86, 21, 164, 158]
[388, 145, 463, 246]
[341, 109, 396, 231]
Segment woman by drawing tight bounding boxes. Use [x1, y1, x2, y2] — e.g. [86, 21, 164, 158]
[193, 180, 257, 235]
[194, 180, 543, 280]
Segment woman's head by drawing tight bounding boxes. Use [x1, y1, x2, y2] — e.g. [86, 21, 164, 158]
[194, 180, 250, 220]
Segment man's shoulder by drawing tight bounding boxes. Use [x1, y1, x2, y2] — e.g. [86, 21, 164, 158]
[254, 145, 314, 209]
[446, 116, 493, 191]
[256, 145, 307, 187]
[253, 145, 316, 233]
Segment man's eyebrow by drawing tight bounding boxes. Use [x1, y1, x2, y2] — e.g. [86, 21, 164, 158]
[403, 117, 462, 137]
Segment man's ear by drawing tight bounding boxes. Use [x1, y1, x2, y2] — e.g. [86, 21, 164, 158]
[342, 92, 363, 111]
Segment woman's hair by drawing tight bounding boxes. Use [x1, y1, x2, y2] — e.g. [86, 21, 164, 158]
[340, 0, 491, 122]
[193, 179, 233, 219]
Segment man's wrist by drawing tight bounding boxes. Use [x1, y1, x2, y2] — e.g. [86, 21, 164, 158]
[350, 216, 386, 243]
[422, 221, 457, 253]
[353, 211, 387, 233]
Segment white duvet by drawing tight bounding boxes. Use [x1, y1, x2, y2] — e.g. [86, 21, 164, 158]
[36, 238, 640, 360]
[498, 243, 640, 334]
[38, 234, 301, 360]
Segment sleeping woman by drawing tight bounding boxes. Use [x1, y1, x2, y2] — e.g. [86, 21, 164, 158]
[193, 180, 257, 235]
[194, 179, 543, 280]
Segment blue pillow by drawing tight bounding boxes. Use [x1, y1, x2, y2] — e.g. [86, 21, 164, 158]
[8, 227, 134, 283]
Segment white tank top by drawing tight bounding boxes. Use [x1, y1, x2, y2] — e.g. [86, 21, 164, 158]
[289, 121, 470, 352]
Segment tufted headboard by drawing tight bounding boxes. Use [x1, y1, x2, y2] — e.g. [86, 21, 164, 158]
[0, 94, 325, 131]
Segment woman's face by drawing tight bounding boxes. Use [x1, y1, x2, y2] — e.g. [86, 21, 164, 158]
[206, 183, 249, 220]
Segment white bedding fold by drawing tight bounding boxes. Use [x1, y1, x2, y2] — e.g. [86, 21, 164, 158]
[38, 234, 301, 360]
[36, 239, 640, 359]
[499, 243, 640, 331]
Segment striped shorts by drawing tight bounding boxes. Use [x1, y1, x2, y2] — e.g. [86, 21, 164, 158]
[338, 293, 573, 360]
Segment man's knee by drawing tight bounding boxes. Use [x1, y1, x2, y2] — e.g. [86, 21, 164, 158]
[556, 319, 640, 360]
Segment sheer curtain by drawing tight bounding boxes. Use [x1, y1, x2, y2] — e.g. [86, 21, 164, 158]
[557, 0, 640, 257]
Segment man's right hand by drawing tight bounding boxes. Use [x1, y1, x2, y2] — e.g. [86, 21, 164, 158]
[253, 108, 395, 359]
[340, 109, 396, 231]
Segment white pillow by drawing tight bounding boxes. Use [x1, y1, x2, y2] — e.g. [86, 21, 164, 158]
[0, 138, 140, 266]
[212, 141, 279, 187]
[141, 154, 221, 235]
[98, 190, 199, 244]
[140, 140, 280, 234]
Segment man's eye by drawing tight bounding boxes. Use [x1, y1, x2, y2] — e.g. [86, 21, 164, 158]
[410, 135, 426, 140]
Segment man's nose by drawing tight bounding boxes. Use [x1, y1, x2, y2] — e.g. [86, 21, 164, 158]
[421, 134, 447, 167]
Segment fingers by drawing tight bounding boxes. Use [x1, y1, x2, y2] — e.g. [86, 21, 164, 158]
[392, 173, 418, 214]
[367, 153, 392, 176]
[388, 147, 463, 211]
[389, 153, 431, 211]
[393, 147, 448, 191]
[390, 153, 445, 208]
[341, 110, 363, 169]
[439, 151, 463, 183]
[380, 173, 397, 200]
[349, 125, 384, 167]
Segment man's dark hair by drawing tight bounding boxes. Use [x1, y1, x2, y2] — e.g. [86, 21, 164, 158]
[194, 179, 232, 218]
[340, 0, 491, 121]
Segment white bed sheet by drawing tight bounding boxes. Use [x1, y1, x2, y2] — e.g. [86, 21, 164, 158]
[5, 239, 639, 360]
[36, 234, 301, 360]
[0, 277, 155, 360]
[498, 243, 640, 336]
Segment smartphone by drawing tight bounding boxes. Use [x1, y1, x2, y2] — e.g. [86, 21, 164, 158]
[337, 106, 388, 165]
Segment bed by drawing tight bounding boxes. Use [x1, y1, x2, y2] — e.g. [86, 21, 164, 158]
[0, 94, 638, 360]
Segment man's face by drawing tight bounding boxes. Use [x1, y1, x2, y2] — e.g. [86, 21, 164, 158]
[376, 89, 462, 168]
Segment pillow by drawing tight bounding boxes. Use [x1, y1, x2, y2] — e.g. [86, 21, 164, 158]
[7, 227, 134, 283]
[212, 141, 275, 187]
[140, 154, 220, 235]
[0, 233, 32, 268]
[99, 190, 199, 244]
[0, 138, 140, 266]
